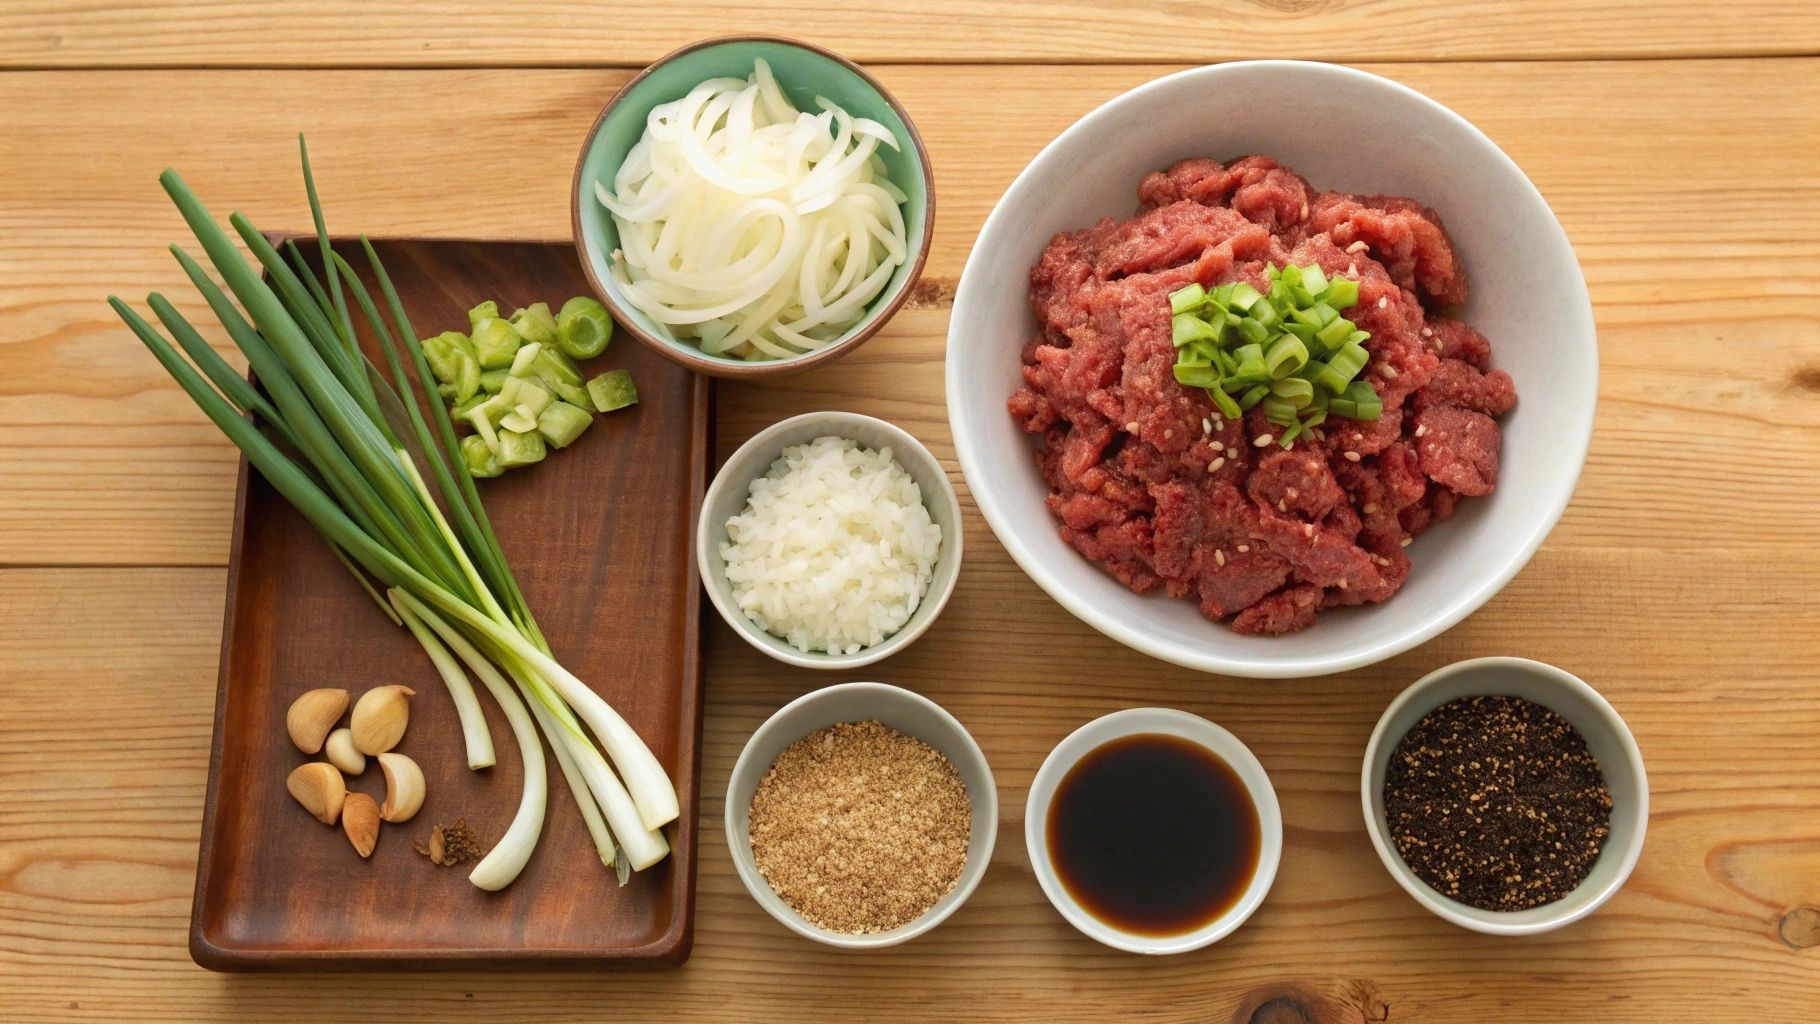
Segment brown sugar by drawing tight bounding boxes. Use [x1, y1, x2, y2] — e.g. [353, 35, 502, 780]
[747, 720, 971, 934]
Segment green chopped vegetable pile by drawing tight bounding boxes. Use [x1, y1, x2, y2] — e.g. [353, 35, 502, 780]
[426, 296, 637, 478]
[1168, 264, 1382, 449]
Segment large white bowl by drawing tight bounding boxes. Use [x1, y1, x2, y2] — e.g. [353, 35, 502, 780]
[946, 60, 1597, 678]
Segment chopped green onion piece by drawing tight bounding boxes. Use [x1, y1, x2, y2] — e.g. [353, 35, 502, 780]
[1343, 380, 1383, 420]
[497, 427, 547, 468]
[555, 296, 613, 360]
[1329, 395, 1356, 418]
[1210, 283, 1236, 309]
[1270, 376, 1314, 407]
[500, 407, 538, 434]
[536, 401, 594, 449]
[1316, 315, 1356, 351]
[1169, 283, 1206, 315]
[1173, 313, 1221, 347]
[509, 302, 558, 346]
[1174, 364, 1221, 388]
[1249, 298, 1280, 329]
[479, 369, 509, 395]
[1280, 320, 1318, 343]
[586, 369, 638, 412]
[1278, 416, 1308, 446]
[1210, 386, 1242, 420]
[468, 405, 503, 455]
[1324, 278, 1359, 309]
[1239, 384, 1270, 411]
[550, 380, 596, 412]
[1227, 282, 1262, 311]
[513, 379, 553, 420]
[1348, 329, 1371, 347]
[449, 392, 489, 420]
[1279, 264, 1303, 290]
[531, 345, 583, 388]
[1264, 335, 1309, 379]
[1232, 316, 1267, 345]
[1315, 342, 1371, 394]
[470, 393, 513, 428]
[1261, 394, 1300, 426]
[1300, 265, 1328, 298]
[460, 433, 502, 478]
[1232, 343, 1264, 365]
[508, 341, 542, 378]
[471, 317, 521, 370]
[467, 300, 499, 326]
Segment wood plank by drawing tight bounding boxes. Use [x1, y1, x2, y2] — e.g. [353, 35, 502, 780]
[3, 550, 1815, 1020]
[3, 60, 1818, 566]
[5, 1, 1818, 67]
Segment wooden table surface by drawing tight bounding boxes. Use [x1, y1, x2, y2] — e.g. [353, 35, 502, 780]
[4, 4, 1818, 1021]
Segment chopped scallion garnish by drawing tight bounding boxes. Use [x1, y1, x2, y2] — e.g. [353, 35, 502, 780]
[1166, 262, 1382, 438]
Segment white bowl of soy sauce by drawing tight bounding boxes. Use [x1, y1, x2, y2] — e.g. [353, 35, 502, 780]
[1024, 708, 1283, 954]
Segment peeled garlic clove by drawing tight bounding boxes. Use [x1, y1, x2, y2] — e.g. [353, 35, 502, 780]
[287, 762, 346, 825]
[377, 752, 425, 823]
[341, 792, 380, 857]
[350, 685, 414, 755]
[324, 727, 366, 775]
[285, 688, 350, 754]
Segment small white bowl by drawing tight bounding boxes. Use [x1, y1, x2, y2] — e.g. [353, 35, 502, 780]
[1361, 657, 1648, 935]
[1024, 708, 1283, 954]
[697, 411, 963, 669]
[725, 682, 999, 948]
[946, 60, 1597, 677]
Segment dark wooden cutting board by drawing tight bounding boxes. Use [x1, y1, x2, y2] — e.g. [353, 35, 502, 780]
[189, 239, 710, 970]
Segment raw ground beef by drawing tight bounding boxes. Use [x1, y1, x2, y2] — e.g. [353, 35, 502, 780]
[1008, 155, 1517, 635]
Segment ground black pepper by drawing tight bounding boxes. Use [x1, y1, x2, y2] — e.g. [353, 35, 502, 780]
[1384, 695, 1611, 911]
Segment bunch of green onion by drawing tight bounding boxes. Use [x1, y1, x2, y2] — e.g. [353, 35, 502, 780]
[107, 137, 676, 889]
[1169, 264, 1383, 448]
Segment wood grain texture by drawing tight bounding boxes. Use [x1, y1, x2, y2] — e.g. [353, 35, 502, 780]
[4, 0, 1818, 67]
[3, 60, 1818, 565]
[189, 240, 707, 968]
[4, 26, 1820, 1023]
[3, 540, 1817, 1020]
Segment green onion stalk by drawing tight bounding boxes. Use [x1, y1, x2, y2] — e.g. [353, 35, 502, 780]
[109, 137, 676, 887]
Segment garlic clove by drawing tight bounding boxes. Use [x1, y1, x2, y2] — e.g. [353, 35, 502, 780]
[285, 688, 350, 754]
[350, 685, 415, 755]
[287, 762, 346, 825]
[324, 727, 366, 776]
[377, 752, 425, 823]
[341, 792, 380, 857]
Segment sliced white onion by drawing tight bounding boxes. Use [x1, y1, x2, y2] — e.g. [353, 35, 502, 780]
[599, 58, 909, 360]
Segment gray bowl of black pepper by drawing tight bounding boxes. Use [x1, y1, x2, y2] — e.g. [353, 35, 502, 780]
[1361, 657, 1648, 935]
[726, 682, 998, 948]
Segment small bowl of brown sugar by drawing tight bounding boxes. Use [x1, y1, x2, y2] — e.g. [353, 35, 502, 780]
[1361, 657, 1648, 935]
[726, 682, 997, 948]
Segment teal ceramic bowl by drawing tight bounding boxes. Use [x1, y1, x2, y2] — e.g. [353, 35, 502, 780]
[571, 36, 934, 379]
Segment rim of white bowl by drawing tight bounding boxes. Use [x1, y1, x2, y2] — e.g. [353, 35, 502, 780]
[725, 681, 999, 948]
[1024, 707, 1283, 954]
[1359, 657, 1649, 935]
[696, 411, 965, 669]
[946, 59, 1597, 678]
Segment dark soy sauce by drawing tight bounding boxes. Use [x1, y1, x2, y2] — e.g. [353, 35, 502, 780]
[1046, 733, 1261, 936]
